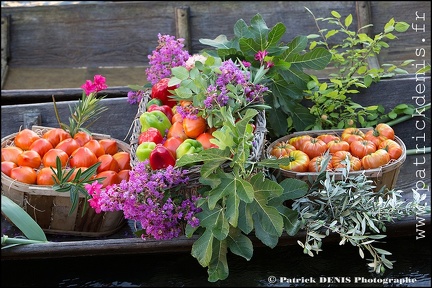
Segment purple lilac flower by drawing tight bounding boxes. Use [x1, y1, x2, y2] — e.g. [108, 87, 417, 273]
[127, 90, 144, 105]
[145, 34, 190, 85]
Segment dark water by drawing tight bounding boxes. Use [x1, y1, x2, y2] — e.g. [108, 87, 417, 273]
[1, 236, 430, 287]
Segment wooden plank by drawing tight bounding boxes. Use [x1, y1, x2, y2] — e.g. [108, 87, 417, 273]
[1, 15, 10, 89]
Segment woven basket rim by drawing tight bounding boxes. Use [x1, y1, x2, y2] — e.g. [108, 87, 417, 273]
[265, 128, 407, 177]
[1, 125, 131, 197]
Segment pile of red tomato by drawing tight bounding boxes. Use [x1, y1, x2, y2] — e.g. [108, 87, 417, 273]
[1, 128, 131, 188]
[269, 123, 403, 173]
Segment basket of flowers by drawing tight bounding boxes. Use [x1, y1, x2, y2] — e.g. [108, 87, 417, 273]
[1, 75, 128, 237]
[87, 33, 270, 240]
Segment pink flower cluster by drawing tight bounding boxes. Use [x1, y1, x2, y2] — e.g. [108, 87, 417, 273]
[80, 74, 108, 96]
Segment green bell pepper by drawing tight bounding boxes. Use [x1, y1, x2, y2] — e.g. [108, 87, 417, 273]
[175, 139, 203, 159]
[136, 141, 157, 162]
[140, 110, 172, 137]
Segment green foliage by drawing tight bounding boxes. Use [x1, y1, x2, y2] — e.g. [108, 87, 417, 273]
[304, 8, 416, 130]
[1, 195, 48, 248]
[292, 166, 430, 274]
[199, 13, 332, 138]
[177, 108, 306, 282]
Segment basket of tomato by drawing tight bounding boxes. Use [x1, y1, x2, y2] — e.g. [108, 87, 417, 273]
[266, 125, 406, 192]
[1, 126, 130, 237]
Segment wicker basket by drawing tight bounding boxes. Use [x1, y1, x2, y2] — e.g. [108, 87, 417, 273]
[1, 126, 127, 237]
[266, 129, 406, 192]
[128, 89, 268, 182]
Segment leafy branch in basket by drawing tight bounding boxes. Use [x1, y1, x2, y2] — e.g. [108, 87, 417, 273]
[291, 163, 430, 274]
[304, 8, 416, 130]
[176, 108, 309, 282]
[51, 157, 104, 216]
[53, 74, 108, 137]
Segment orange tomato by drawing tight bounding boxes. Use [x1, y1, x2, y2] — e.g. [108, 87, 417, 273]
[17, 150, 42, 169]
[42, 128, 71, 147]
[29, 138, 53, 158]
[288, 135, 312, 150]
[301, 138, 328, 159]
[14, 129, 40, 150]
[73, 131, 93, 146]
[69, 147, 98, 168]
[171, 113, 183, 124]
[42, 148, 69, 168]
[84, 139, 105, 157]
[1, 161, 18, 177]
[317, 134, 340, 144]
[10, 166, 37, 184]
[167, 121, 188, 141]
[183, 116, 207, 139]
[97, 154, 120, 173]
[327, 139, 350, 154]
[331, 151, 362, 171]
[196, 132, 218, 149]
[349, 140, 377, 159]
[341, 128, 365, 144]
[56, 138, 81, 156]
[361, 149, 391, 170]
[95, 170, 121, 188]
[378, 139, 403, 160]
[270, 141, 296, 158]
[308, 156, 333, 172]
[112, 151, 131, 170]
[163, 136, 184, 158]
[36, 167, 58, 185]
[1, 146, 24, 164]
[99, 139, 118, 155]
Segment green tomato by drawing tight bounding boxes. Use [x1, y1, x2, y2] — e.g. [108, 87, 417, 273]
[136, 141, 157, 162]
[140, 110, 172, 137]
[175, 139, 203, 159]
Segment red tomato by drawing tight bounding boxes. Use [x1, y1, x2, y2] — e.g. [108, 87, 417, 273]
[99, 139, 118, 155]
[364, 129, 388, 148]
[308, 156, 333, 172]
[1, 146, 23, 164]
[327, 139, 350, 154]
[183, 116, 207, 139]
[163, 137, 184, 158]
[1, 161, 18, 177]
[56, 138, 81, 156]
[112, 152, 131, 170]
[95, 170, 121, 188]
[288, 135, 312, 150]
[341, 128, 365, 144]
[349, 140, 377, 159]
[270, 141, 296, 158]
[361, 149, 391, 170]
[378, 139, 403, 160]
[317, 134, 340, 144]
[10, 166, 37, 184]
[30, 138, 53, 158]
[42, 128, 71, 147]
[73, 131, 93, 146]
[301, 138, 328, 159]
[279, 150, 310, 172]
[117, 169, 130, 182]
[84, 139, 105, 158]
[69, 147, 98, 168]
[17, 150, 42, 169]
[42, 148, 69, 168]
[167, 121, 188, 141]
[97, 154, 120, 173]
[66, 167, 90, 182]
[14, 129, 40, 150]
[36, 167, 58, 185]
[331, 151, 362, 171]
[196, 132, 218, 149]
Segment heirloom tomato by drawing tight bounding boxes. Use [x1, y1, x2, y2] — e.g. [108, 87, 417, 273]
[331, 151, 362, 171]
[30, 138, 53, 158]
[183, 116, 207, 139]
[349, 139, 377, 159]
[36, 167, 58, 185]
[73, 131, 93, 146]
[378, 139, 403, 160]
[113, 151, 131, 170]
[99, 139, 118, 155]
[361, 149, 391, 170]
[17, 150, 42, 169]
[1, 146, 23, 164]
[279, 150, 310, 172]
[69, 147, 98, 168]
[317, 134, 340, 144]
[84, 139, 105, 157]
[42, 149, 69, 168]
[56, 138, 81, 156]
[10, 166, 37, 184]
[167, 121, 188, 141]
[97, 154, 120, 173]
[270, 141, 296, 158]
[14, 129, 40, 150]
[288, 135, 312, 150]
[1, 161, 18, 177]
[326, 139, 350, 154]
[375, 123, 394, 140]
[301, 138, 328, 159]
[364, 129, 388, 147]
[341, 128, 365, 144]
[308, 155, 333, 172]
[42, 128, 71, 147]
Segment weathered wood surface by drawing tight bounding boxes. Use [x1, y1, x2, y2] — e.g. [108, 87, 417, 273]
[1, 1, 430, 90]
[1, 154, 430, 261]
